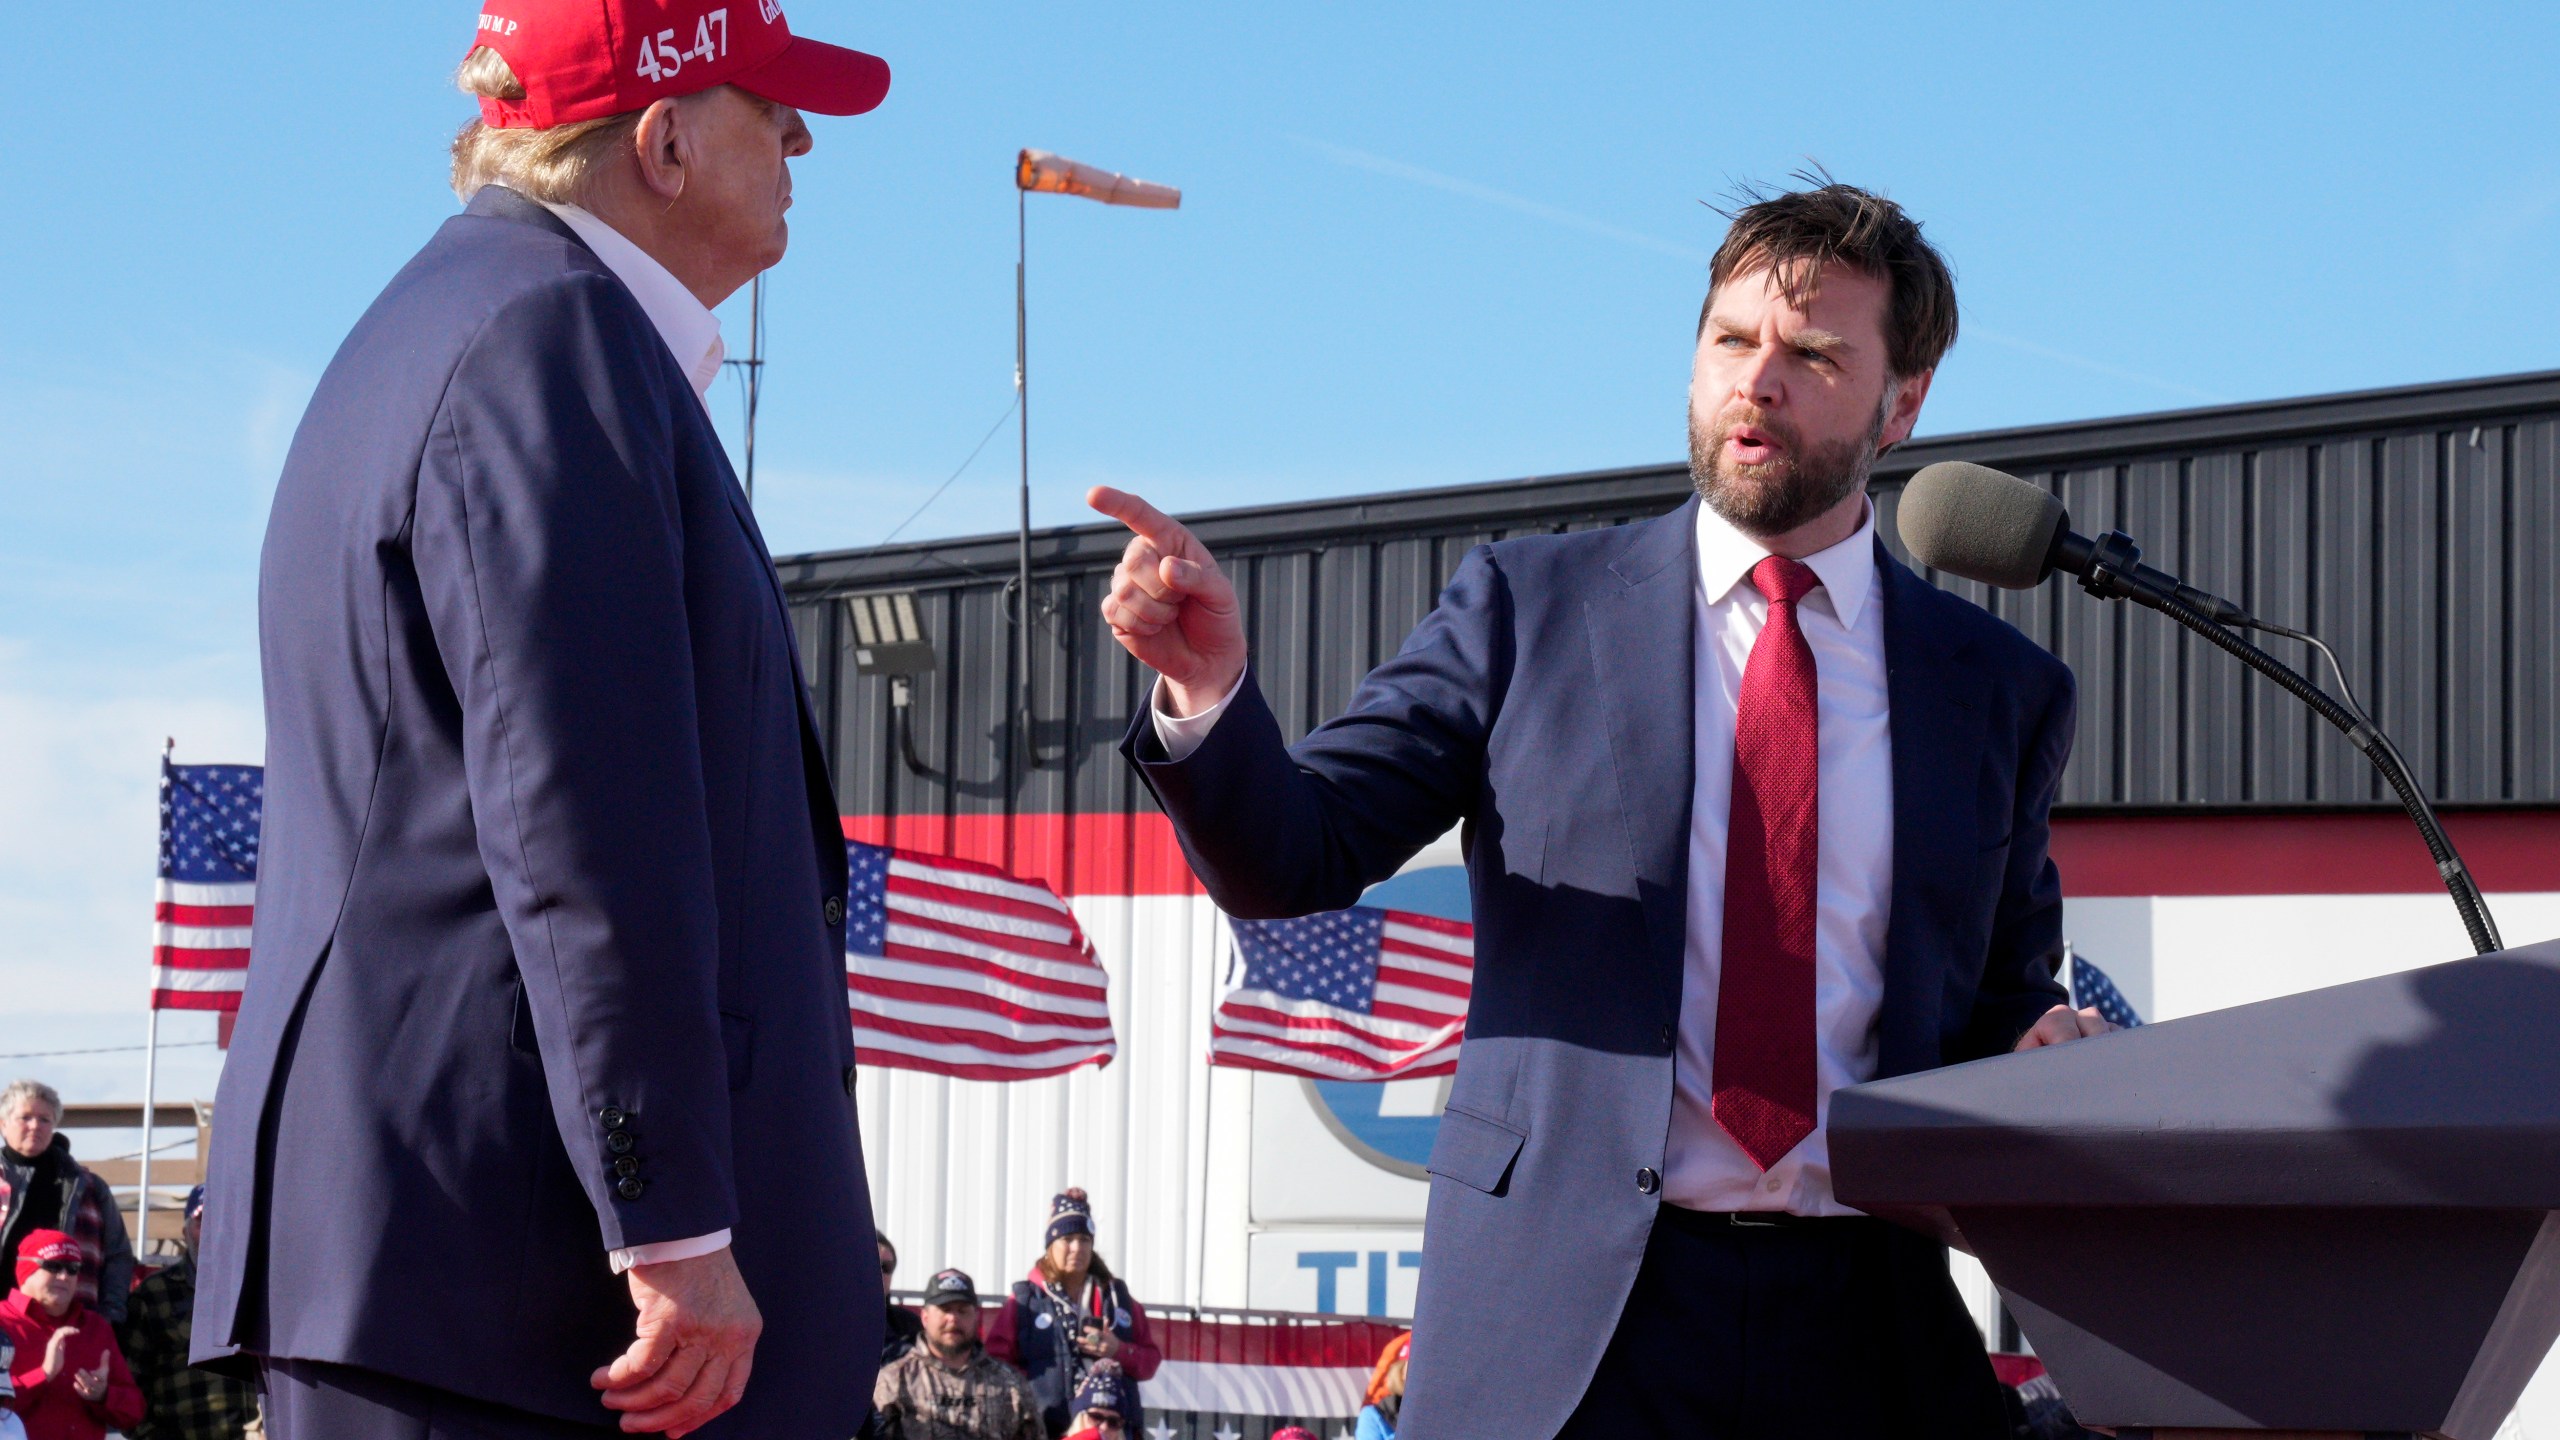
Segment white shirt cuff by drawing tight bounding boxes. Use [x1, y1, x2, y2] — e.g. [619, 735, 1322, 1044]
[610, 1229, 732, 1274]
[1150, 672, 1247, 762]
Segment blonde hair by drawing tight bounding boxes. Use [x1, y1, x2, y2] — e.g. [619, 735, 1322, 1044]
[448, 46, 644, 204]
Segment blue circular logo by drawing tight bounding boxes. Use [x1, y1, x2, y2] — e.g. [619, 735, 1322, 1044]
[1304, 864, 1471, 1178]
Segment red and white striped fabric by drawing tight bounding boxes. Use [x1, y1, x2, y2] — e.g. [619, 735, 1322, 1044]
[843, 839, 1118, 1081]
[153, 879, 254, 1011]
[1211, 907, 1472, 1080]
[1145, 1313, 1409, 1421]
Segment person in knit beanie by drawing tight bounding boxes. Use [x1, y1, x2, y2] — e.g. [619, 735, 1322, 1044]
[1057, 1360, 1135, 1438]
[985, 1189, 1160, 1436]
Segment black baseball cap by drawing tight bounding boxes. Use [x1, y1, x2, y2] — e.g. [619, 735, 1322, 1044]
[922, 1267, 978, 1307]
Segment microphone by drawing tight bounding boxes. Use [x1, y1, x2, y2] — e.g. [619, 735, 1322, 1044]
[1897, 461, 2244, 624]
[1893, 459, 2504, 957]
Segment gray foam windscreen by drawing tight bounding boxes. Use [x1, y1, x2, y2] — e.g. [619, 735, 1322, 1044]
[1897, 462, 2068, 590]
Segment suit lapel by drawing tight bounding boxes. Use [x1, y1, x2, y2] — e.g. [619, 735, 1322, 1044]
[1584, 499, 1701, 1003]
[1877, 541, 1986, 1077]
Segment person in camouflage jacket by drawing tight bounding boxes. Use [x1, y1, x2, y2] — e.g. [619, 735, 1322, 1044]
[872, 1270, 1044, 1440]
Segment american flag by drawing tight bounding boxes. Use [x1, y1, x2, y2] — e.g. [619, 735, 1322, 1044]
[1210, 908, 1473, 1079]
[2068, 949, 2146, 1029]
[844, 840, 1118, 1081]
[153, 760, 263, 1012]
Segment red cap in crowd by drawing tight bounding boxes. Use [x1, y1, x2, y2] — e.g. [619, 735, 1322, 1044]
[469, 0, 890, 129]
[14, 1228, 79, 1286]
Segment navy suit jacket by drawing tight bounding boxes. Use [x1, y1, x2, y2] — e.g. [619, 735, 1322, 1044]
[1124, 497, 2074, 1438]
[196, 187, 882, 1435]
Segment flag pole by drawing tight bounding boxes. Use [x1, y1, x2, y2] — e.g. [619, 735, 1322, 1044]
[140, 739, 172, 1258]
[1014, 183, 1032, 793]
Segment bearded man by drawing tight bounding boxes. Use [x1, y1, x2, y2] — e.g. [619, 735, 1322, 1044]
[195, 3, 893, 1436]
[1090, 180, 2111, 1438]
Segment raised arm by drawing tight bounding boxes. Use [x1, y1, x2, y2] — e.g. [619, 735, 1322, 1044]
[1093, 487, 1510, 918]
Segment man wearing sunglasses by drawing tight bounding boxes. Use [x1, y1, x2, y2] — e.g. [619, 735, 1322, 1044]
[1, 1229, 142, 1439]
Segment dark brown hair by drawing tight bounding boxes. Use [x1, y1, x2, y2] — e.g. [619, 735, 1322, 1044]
[1701, 170, 1958, 380]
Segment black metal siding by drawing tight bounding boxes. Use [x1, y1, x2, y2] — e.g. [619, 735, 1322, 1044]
[781, 371, 2560, 824]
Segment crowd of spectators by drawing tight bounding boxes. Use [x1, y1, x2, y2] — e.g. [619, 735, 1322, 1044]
[870, 1187, 1171, 1440]
[0, 1080, 258, 1440]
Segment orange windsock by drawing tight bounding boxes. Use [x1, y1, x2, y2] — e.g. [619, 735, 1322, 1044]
[1015, 150, 1181, 209]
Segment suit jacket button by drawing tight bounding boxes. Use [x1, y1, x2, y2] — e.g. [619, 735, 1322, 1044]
[606, 1131, 636, 1155]
[1635, 1167, 1661, 1195]
[617, 1177, 646, 1201]
[600, 1107, 629, 1131]
[614, 1156, 641, 1178]
[823, 896, 846, 927]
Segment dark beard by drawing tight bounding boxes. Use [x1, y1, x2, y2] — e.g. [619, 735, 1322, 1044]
[1688, 395, 1888, 537]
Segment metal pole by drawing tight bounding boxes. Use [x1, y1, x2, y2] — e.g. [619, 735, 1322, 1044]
[1015, 188, 1032, 788]
[138, 1008, 159, 1257]
[742, 273, 765, 505]
[140, 738, 171, 1256]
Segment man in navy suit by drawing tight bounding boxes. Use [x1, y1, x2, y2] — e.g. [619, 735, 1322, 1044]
[1092, 181, 2111, 1438]
[196, 4, 893, 1436]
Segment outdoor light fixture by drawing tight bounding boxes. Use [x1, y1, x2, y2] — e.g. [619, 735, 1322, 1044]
[845, 591, 936, 679]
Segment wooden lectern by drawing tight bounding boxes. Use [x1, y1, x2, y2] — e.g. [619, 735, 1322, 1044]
[1831, 938, 2560, 1440]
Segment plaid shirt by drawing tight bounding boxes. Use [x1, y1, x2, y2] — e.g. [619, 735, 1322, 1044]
[116, 1255, 261, 1439]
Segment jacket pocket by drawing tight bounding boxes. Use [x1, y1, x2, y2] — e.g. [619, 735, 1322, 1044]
[1426, 1106, 1527, 1196]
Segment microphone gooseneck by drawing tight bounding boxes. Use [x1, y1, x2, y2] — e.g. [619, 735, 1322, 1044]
[1897, 461, 2503, 957]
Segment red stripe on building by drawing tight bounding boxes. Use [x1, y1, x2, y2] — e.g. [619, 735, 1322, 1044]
[847, 810, 2560, 899]
[2047, 809, 2560, 897]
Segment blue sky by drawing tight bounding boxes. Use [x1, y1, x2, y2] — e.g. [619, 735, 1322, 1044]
[5, 1, 2559, 1099]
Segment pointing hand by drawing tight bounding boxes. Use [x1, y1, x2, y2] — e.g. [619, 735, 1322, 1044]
[1088, 486, 1248, 715]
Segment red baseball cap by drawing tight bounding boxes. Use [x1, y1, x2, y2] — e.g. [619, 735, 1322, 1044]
[470, 0, 889, 129]
[14, 1228, 79, 1285]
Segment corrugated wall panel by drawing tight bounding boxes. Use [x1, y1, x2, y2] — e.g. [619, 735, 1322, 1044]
[2247, 447, 2314, 803]
[787, 370, 2560, 824]
[2049, 465, 2121, 806]
[2122, 459, 2183, 806]
[2445, 427, 2507, 802]
[2311, 438, 2380, 802]
[2519, 421, 2560, 800]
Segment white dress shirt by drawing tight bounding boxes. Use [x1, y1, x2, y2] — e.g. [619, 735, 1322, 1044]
[1666, 499, 1892, 1214]
[1152, 498, 1896, 1216]
[529, 192, 728, 407]
[503, 187, 733, 1272]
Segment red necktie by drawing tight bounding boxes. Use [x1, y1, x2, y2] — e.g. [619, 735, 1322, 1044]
[1712, 555, 1822, 1171]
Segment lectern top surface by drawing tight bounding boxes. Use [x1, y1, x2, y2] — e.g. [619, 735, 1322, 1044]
[1830, 940, 2560, 1209]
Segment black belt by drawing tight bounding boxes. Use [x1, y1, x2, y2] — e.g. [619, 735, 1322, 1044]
[1656, 1203, 1880, 1234]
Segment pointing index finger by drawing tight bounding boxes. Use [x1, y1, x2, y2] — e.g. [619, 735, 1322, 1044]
[1088, 486, 1192, 557]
